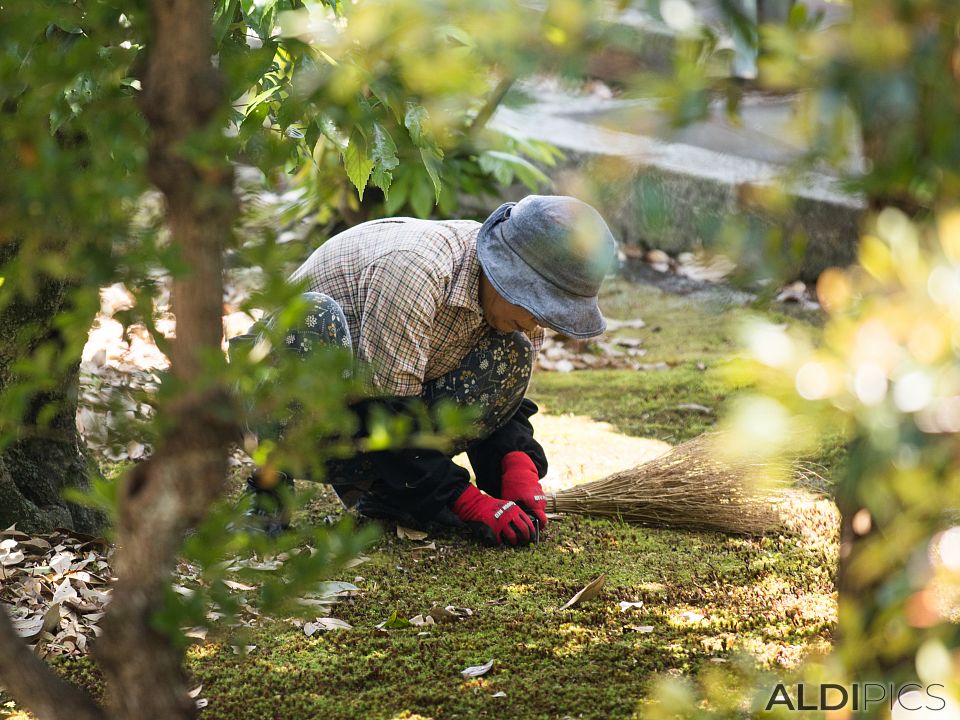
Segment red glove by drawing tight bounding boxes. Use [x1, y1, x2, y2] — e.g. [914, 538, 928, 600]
[500, 451, 548, 530]
[451, 484, 535, 547]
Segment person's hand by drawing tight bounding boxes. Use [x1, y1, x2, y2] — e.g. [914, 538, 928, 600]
[499, 451, 548, 530]
[451, 484, 535, 547]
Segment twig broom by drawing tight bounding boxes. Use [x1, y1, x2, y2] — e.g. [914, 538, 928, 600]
[547, 433, 790, 535]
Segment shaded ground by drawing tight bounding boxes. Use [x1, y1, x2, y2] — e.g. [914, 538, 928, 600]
[2, 269, 842, 720]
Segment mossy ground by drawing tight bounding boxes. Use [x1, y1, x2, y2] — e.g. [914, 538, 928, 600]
[3, 275, 843, 720]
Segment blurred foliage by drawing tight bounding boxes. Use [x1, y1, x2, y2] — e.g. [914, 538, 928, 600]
[0, 0, 605, 666]
[216, 0, 579, 227]
[628, 0, 960, 715]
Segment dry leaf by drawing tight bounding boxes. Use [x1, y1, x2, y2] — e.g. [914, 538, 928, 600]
[461, 659, 495, 678]
[183, 627, 209, 641]
[411, 542, 437, 552]
[12, 615, 44, 639]
[223, 580, 257, 592]
[680, 611, 705, 623]
[1, 549, 24, 566]
[675, 403, 713, 414]
[52, 580, 78, 605]
[396, 526, 429, 541]
[618, 601, 644, 612]
[625, 625, 654, 633]
[492, 691, 507, 698]
[188, 685, 203, 699]
[559, 575, 606, 611]
[313, 617, 352, 632]
[50, 551, 74, 574]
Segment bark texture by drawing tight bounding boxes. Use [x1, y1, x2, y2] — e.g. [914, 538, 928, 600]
[2, 0, 235, 715]
[90, 1, 238, 719]
[0, 242, 104, 534]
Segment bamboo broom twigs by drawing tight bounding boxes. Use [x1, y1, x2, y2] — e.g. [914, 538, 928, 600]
[547, 433, 792, 535]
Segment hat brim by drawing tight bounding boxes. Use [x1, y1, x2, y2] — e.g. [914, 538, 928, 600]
[477, 220, 606, 339]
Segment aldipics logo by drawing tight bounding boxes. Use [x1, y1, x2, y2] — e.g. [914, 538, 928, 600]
[765, 683, 948, 712]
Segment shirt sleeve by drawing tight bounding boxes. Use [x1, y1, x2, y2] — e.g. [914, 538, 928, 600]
[355, 251, 445, 396]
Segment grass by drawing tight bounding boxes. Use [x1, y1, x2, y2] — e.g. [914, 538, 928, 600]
[3, 274, 843, 720]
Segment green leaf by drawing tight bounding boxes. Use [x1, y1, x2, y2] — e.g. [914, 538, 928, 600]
[213, 0, 240, 47]
[317, 116, 347, 151]
[479, 150, 550, 190]
[384, 169, 412, 215]
[419, 147, 443, 202]
[404, 103, 429, 147]
[410, 172, 435, 218]
[239, 101, 271, 146]
[245, 83, 283, 112]
[370, 124, 399, 193]
[378, 609, 413, 630]
[344, 129, 374, 200]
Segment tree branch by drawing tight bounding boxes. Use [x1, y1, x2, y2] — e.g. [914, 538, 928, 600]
[0, 605, 105, 720]
[468, 75, 515, 138]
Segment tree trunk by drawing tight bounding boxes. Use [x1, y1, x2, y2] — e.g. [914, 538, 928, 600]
[0, 0, 236, 718]
[91, 1, 238, 719]
[0, 242, 104, 534]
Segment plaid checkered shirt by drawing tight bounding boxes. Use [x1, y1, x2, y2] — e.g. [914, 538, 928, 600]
[289, 218, 545, 396]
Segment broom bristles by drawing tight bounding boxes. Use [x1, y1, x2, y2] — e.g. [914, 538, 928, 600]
[548, 433, 788, 535]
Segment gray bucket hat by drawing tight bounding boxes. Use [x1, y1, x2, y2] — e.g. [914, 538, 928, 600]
[476, 195, 617, 339]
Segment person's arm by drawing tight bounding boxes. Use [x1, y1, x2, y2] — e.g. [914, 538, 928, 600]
[466, 397, 548, 497]
[347, 395, 471, 522]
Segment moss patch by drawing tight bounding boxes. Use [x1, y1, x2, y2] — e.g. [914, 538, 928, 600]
[2, 275, 843, 720]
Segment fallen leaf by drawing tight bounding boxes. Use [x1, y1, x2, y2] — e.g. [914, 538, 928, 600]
[50, 551, 75, 575]
[428, 606, 459, 623]
[51, 580, 78, 605]
[305, 617, 352, 633]
[674, 403, 713, 414]
[20, 538, 51, 552]
[680, 611, 705, 623]
[230, 645, 257, 655]
[461, 659, 495, 678]
[625, 625, 655, 633]
[396, 526, 429, 541]
[195, 698, 209, 710]
[376, 609, 413, 630]
[223, 580, 257, 592]
[0, 549, 24, 566]
[559, 575, 606, 611]
[345, 555, 370, 568]
[411, 542, 437, 552]
[188, 685, 203, 699]
[12, 615, 44, 639]
[618, 601, 645, 612]
[492, 691, 507, 698]
[183, 627, 209, 641]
